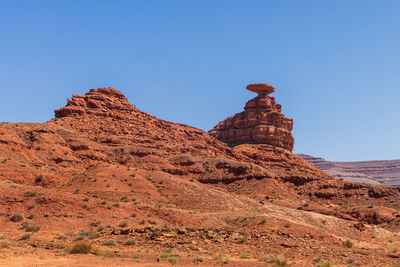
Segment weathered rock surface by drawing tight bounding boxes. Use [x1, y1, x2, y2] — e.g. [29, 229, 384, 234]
[209, 83, 294, 151]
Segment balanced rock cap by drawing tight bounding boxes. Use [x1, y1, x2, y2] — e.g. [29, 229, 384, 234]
[246, 83, 275, 96]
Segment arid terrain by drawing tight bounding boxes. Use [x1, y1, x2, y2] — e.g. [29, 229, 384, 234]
[1, 86, 400, 266]
[299, 154, 400, 186]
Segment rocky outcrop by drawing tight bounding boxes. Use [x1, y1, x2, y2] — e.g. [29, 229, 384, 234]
[209, 83, 294, 151]
[55, 87, 138, 119]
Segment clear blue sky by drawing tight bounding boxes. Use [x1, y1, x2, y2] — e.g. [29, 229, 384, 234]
[1, 0, 399, 161]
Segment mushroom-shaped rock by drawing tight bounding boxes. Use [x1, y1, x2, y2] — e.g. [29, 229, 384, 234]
[246, 83, 275, 97]
[209, 83, 294, 151]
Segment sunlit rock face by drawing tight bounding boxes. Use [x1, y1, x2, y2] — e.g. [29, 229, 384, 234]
[209, 83, 294, 151]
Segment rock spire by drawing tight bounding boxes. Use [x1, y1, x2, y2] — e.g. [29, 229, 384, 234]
[209, 83, 294, 151]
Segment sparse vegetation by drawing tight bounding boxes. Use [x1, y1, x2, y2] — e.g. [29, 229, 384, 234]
[0, 241, 9, 248]
[19, 233, 31, 240]
[168, 256, 177, 265]
[237, 235, 246, 244]
[265, 256, 289, 267]
[103, 239, 116, 246]
[240, 253, 249, 258]
[35, 175, 43, 183]
[88, 232, 100, 239]
[10, 213, 23, 222]
[23, 191, 36, 198]
[70, 242, 92, 254]
[90, 221, 101, 227]
[342, 240, 353, 248]
[124, 238, 136, 246]
[25, 225, 40, 233]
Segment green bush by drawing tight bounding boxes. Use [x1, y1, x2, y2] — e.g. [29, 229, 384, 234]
[168, 256, 177, 265]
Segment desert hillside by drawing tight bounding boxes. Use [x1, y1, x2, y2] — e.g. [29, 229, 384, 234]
[1, 86, 400, 266]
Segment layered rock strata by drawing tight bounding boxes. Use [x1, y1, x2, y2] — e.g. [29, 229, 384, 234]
[209, 83, 294, 151]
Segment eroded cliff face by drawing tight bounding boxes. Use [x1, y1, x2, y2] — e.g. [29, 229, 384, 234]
[209, 83, 294, 151]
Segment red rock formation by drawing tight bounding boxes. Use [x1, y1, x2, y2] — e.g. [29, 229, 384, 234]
[209, 83, 294, 151]
[55, 87, 138, 119]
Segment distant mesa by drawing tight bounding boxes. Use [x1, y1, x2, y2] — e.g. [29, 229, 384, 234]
[209, 83, 294, 151]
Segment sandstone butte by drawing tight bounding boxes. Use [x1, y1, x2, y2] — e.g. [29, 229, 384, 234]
[209, 83, 294, 151]
[0, 86, 400, 266]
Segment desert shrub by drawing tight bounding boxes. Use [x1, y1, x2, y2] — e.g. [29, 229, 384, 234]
[118, 220, 128, 227]
[265, 256, 289, 267]
[0, 234, 6, 240]
[10, 213, 23, 222]
[20, 233, 31, 240]
[237, 235, 246, 244]
[313, 258, 330, 267]
[88, 232, 100, 239]
[0, 241, 9, 248]
[90, 221, 101, 227]
[57, 234, 67, 240]
[342, 240, 353, 248]
[27, 213, 34, 220]
[168, 256, 177, 265]
[78, 229, 89, 236]
[247, 215, 256, 219]
[103, 239, 116, 246]
[25, 225, 40, 233]
[192, 257, 203, 264]
[35, 175, 43, 183]
[70, 242, 92, 254]
[147, 220, 157, 225]
[240, 254, 249, 258]
[27, 204, 35, 210]
[132, 254, 139, 259]
[23, 191, 36, 197]
[124, 238, 136, 246]
[96, 225, 105, 232]
[121, 196, 128, 202]
[130, 213, 137, 217]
